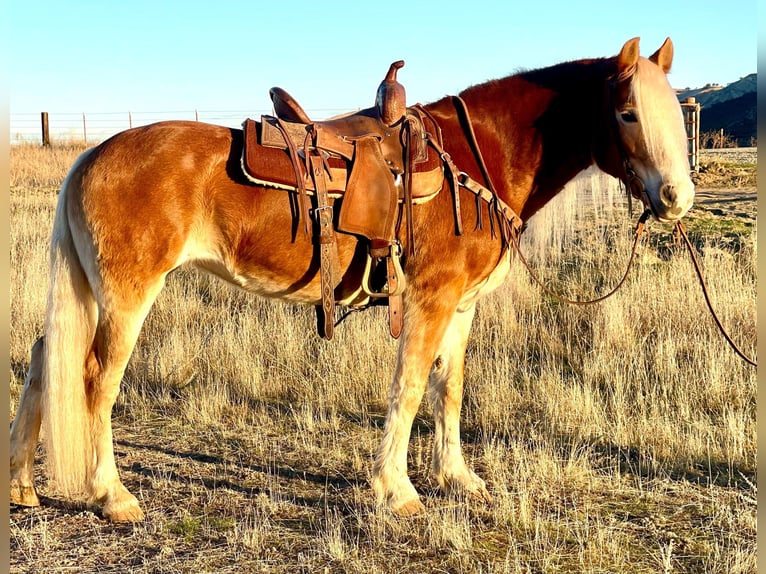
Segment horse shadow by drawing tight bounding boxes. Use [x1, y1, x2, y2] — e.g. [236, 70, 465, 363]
[116, 439, 358, 498]
[117, 396, 753, 517]
[11, 377, 753, 523]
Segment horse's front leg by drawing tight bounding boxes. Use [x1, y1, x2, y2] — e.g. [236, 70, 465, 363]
[372, 296, 457, 515]
[428, 303, 492, 502]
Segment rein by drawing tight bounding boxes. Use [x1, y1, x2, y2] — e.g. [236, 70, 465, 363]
[674, 221, 757, 367]
[513, 209, 650, 305]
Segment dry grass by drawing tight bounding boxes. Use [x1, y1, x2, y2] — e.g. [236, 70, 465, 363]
[693, 159, 756, 188]
[9, 144, 756, 573]
[9, 142, 90, 190]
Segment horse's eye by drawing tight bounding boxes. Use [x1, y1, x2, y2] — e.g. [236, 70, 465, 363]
[620, 110, 638, 123]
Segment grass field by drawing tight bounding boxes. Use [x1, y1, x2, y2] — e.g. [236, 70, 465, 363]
[9, 143, 757, 573]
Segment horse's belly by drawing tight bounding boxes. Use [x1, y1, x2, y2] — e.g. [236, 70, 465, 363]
[184, 241, 321, 304]
[184, 226, 362, 305]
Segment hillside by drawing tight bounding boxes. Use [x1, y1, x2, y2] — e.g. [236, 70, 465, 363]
[677, 73, 756, 107]
[701, 91, 756, 147]
[677, 73, 756, 147]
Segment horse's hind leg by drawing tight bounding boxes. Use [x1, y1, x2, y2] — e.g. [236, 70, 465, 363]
[10, 337, 45, 507]
[428, 303, 492, 503]
[86, 280, 165, 522]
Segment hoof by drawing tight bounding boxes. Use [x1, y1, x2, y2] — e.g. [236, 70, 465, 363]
[10, 483, 40, 507]
[372, 473, 425, 517]
[93, 489, 145, 523]
[469, 483, 494, 505]
[438, 469, 493, 505]
[102, 500, 145, 523]
[391, 496, 426, 517]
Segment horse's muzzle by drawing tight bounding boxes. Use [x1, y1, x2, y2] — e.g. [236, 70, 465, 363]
[644, 180, 694, 222]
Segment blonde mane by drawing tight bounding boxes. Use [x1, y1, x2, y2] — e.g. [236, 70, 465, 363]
[631, 58, 689, 172]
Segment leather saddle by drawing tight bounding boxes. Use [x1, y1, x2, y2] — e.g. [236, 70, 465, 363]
[241, 61, 445, 340]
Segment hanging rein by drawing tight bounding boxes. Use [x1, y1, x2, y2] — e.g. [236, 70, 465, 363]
[673, 221, 757, 367]
[428, 95, 757, 367]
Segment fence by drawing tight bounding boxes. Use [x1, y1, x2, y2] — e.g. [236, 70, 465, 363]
[12, 103, 703, 171]
[10, 110, 275, 146]
[10, 108, 350, 146]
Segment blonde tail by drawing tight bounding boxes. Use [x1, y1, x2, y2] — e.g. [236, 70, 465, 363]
[41, 152, 98, 497]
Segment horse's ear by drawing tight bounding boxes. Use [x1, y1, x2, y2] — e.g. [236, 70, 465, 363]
[649, 37, 674, 73]
[617, 37, 641, 79]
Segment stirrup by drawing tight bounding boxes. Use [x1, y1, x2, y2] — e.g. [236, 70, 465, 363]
[361, 242, 406, 299]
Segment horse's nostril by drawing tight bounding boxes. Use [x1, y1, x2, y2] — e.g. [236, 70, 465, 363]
[660, 184, 677, 206]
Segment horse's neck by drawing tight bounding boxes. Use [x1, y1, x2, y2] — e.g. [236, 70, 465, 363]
[455, 58, 612, 220]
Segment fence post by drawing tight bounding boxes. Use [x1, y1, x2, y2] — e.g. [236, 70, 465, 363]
[681, 97, 700, 171]
[82, 112, 87, 145]
[41, 112, 50, 146]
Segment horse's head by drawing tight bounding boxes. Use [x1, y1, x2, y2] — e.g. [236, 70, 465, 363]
[597, 37, 694, 222]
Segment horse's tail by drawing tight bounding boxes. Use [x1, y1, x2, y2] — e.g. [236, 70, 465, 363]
[41, 149, 98, 497]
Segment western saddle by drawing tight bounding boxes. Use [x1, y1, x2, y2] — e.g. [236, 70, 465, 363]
[242, 61, 448, 340]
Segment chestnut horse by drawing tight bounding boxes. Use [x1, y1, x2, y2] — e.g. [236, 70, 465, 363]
[10, 37, 693, 521]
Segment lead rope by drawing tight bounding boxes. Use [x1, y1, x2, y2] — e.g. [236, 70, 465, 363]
[511, 209, 651, 305]
[674, 221, 757, 367]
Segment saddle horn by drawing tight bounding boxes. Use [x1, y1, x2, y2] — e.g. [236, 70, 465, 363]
[376, 60, 406, 126]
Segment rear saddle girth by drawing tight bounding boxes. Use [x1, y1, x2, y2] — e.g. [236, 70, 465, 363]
[241, 61, 445, 340]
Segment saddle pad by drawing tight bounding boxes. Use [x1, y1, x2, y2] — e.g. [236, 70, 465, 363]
[241, 118, 349, 194]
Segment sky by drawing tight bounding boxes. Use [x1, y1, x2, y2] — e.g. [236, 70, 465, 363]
[8, 0, 758, 120]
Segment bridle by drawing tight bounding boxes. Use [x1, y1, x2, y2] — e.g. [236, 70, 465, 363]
[606, 74, 654, 219]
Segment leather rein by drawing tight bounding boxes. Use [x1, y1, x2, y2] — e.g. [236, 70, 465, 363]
[429, 94, 756, 367]
[439, 94, 649, 306]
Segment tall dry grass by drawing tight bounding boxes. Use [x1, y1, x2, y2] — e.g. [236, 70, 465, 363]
[9, 143, 756, 573]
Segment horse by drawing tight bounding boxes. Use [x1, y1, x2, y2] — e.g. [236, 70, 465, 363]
[10, 37, 694, 522]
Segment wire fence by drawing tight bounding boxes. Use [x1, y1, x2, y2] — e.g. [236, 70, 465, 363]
[10, 109, 350, 146]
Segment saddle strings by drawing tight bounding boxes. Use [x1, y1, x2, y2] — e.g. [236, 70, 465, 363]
[415, 103, 521, 246]
[402, 117, 416, 257]
[275, 117, 311, 235]
[448, 96, 521, 246]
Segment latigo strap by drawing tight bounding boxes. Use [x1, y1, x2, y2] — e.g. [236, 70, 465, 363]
[309, 153, 338, 340]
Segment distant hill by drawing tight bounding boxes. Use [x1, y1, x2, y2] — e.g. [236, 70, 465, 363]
[677, 74, 756, 147]
[677, 74, 756, 108]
